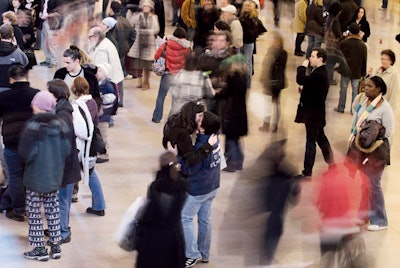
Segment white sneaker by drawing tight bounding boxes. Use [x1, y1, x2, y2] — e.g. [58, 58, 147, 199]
[367, 224, 388, 231]
[124, 74, 133, 80]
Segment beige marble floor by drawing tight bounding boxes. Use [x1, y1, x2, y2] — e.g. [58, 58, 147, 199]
[1, 0, 400, 267]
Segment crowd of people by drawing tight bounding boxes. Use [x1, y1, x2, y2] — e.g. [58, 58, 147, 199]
[0, 0, 398, 267]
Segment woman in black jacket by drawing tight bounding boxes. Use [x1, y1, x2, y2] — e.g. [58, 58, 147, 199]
[348, 6, 370, 43]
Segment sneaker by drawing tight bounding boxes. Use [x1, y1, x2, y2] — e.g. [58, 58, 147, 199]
[47, 235, 71, 246]
[24, 247, 49, 261]
[5, 209, 24, 222]
[367, 224, 388, 231]
[151, 118, 160, 123]
[201, 259, 209, 263]
[86, 207, 105, 216]
[185, 257, 202, 267]
[71, 193, 78, 203]
[96, 158, 109, 164]
[39, 61, 50, 66]
[333, 107, 344, 113]
[49, 243, 62, 259]
[124, 74, 133, 80]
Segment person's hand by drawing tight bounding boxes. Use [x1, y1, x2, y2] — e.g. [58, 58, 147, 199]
[298, 85, 303, 94]
[359, 31, 365, 39]
[208, 134, 218, 146]
[167, 141, 177, 155]
[302, 59, 309, 68]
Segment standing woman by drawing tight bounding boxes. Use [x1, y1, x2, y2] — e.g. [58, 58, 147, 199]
[348, 76, 393, 231]
[239, 0, 266, 89]
[127, 0, 159, 90]
[151, 27, 191, 123]
[71, 77, 106, 216]
[348, 7, 370, 43]
[292, 0, 308, 56]
[304, 0, 324, 59]
[193, 0, 220, 50]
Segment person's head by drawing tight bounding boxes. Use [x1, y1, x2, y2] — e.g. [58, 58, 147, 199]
[270, 31, 284, 49]
[218, 0, 230, 8]
[62, 45, 82, 73]
[71, 77, 90, 97]
[31, 91, 57, 114]
[8, 64, 27, 84]
[364, 76, 387, 99]
[96, 63, 111, 81]
[47, 79, 70, 100]
[220, 4, 236, 21]
[348, 22, 360, 35]
[110, 1, 122, 15]
[180, 101, 205, 133]
[159, 151, 181, 180]
[2, 11, 17, 25]
[12, 0, 25, 8]
[240, 0, 258, 18]
[0, 24, 14, 40]
[183, 53, 199, 71]
[199, 111, 221, 135]
[380, 49, 396, 68]
[328, 2, 341, 17]
[353, 7, 366, 21]
[310, 48, 327, 66]
[88, 27, 105, 49]
[214, 20, 230, 32]
[100, 17, 117, 33]
[202, 0, 214, 9]
[141, 0, 154, 13]
[172, 27, 186, 39]
[213, 30, 231, 50]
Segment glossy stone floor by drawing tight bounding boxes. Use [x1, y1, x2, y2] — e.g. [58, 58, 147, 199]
[1, 0, 400, 267]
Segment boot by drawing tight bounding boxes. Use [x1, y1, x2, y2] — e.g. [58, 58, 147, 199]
[258, 122, 270, 132]
[142, 70, 150, 90]
[136, 77, 142, 88]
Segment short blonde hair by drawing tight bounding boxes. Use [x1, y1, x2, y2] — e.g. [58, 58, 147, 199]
[2, 11, 17, 24]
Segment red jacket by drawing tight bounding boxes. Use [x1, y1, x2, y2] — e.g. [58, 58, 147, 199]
[154, 36, 191, 75]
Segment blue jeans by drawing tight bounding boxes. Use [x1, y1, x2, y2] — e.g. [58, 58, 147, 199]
[363, 163, 387, 226]
[59, 183, 74, 239]
[306, 34, 322, 59]
[152, 72, 174, 122]
[0, 147, 25, 214]
[225, 137, 244, 170]
[338, 76, 359, 111]
[181, 190, 217, 260]
[243, 43, 254, 88]
[89, 169, 106, 211]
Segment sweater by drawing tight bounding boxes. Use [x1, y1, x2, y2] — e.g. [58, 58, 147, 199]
[0, 41, 28, 87]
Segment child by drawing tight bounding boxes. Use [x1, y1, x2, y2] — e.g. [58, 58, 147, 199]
[180, 111, 221, 267]
[19, 91, 71, 261]
[95, 63, 118, 163]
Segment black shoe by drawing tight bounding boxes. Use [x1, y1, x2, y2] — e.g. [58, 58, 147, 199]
[118, 103, 123, 107]
[96, 158, 109, 164]
[294, 173, 312, 181]
[151, 118, 160, 123]
[333, 107, 344, 113]
[49, 243, 62, 259]
[39, 61, 50, 66]
[24, 247, 49, 262]
[185, 257, 202, 267]
[86, 207, 105, 216]
[222, 166, 236, 172]
[5, 209, 24, 222]
[294, 51, 305, 57]
[71, 194, 78, 203]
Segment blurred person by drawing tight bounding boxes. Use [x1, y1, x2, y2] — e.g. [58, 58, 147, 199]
[127, 0, 159, 90]
[348, 6, 370, 43]
[316, 163, 369, 268]
[334, 23, 367, 114]
[15, 6, 37, 69]
[135, 151, 187, 268]
[20, 91, 70, 261]
[71, 77, 106, 216]
[259, 31, 287, 133]
[347, 76, 393, 231]
[87, 26, 124, 105]
[47, 79, 81, 246]
[180, 111, 221, 267]
[294, 48, 335, 179]
[0, 65, 38, 222]
[95, 63, 118, 163]
[239, 0, 266, 89]
[168, 53, 214, 117]
[220, 4, 242, 53]
[292, 0, 308, 57]
[10, 0, 26, 13]
[367, 49, 400, 113]
[304, 0, 325, 59]
[338, 0, 357, 32]
[153, 0, 165, 38]
[2, 10, 24, 49]
[193, 0, 219, 50]
[151, 27, 191, 123]
[181, 0, 196, 41]
[272, 0, 280, 27]
[0, 24, 27, 89]
[214, 19, 230, 32]
[163, 101, 218, 167]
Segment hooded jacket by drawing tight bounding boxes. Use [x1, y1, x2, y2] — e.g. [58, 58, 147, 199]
[0, 41, 28, 87]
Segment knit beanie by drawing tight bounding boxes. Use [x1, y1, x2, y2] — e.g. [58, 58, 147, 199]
[31, 91, 57, 112]
[102, 17, 117, 29]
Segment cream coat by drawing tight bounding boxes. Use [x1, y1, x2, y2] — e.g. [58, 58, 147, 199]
[375, 65, 400, 112]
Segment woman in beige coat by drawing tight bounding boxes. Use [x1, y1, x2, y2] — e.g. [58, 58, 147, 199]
[292, 0, 308, 56]
[127, 0, 160, 90]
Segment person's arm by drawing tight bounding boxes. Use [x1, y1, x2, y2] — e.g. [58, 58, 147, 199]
[382, 102, 394, 139]
[154, 42, 166, 60]
[17, 122, 37, 163]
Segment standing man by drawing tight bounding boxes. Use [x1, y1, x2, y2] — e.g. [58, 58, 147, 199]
[220, 5, 243, 53]
[0, 65, 39, 222]
[334, 23, 367, 114]
[87, 27, 124, 106]
[294, 48, 335, 179]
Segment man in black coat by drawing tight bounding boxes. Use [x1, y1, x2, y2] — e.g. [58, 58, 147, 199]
[294, 48, 335, 179]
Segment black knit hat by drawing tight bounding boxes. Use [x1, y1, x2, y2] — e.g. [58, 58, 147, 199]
[201, 111, 221, 135]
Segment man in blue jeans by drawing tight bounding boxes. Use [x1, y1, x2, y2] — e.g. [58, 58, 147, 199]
[180, 111, 221, 267]
[0, 65, 39, 221]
